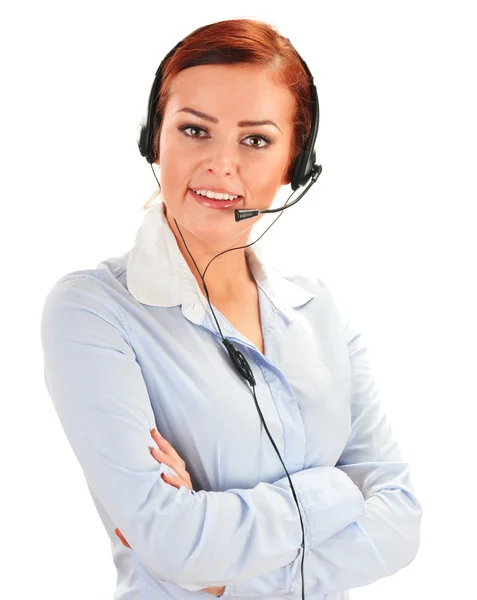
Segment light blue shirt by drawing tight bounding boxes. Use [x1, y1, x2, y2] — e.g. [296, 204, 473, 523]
[40, 200, 422, 600]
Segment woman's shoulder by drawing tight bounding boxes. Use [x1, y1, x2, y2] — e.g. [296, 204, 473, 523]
[42, 252, 133, 338]
[46, 250, 130, 301]
[273, 259, 358, 334]
[271, 259, 341, 306]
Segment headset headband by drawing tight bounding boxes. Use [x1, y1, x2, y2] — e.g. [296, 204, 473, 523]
[138, 31, 320, 191]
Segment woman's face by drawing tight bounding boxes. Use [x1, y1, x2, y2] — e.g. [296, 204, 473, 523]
[156, 63, 296, 249]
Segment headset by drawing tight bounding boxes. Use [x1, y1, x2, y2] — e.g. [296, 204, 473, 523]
[137, 24, 323, 600]
[138, 29, 321, 194]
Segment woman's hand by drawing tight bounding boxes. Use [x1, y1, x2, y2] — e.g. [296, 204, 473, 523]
[115, 428, 225, 597]
[148, 427, 194, 491]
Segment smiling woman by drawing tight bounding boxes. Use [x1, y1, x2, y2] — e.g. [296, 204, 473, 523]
[143, 64, 301, 303]
[41, 15, 422, 600]
[136, 18, 315, 303]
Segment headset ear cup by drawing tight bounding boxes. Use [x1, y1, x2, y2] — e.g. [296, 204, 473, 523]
[306, 149, 317, 183]
[289, 76, 320, 191]
[290, 137, 319, 190]
[146, 119, 155, 164]
[137, 122, 147, 158]
[138, 120, 155, 163]
[290, 150, 306, 191]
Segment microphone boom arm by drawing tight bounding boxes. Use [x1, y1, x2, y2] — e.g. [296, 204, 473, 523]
[234, 164, 322, 222]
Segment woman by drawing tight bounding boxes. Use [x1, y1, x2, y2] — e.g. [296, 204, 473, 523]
[41, 18, 422, 600]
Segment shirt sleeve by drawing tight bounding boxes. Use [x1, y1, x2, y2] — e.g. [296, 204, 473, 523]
[225, 286, 423, 598]
[40, 274, 365, 593]
[295, 291, 423, 596]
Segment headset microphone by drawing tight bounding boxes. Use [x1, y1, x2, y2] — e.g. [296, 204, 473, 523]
[234, 164, 322, 222]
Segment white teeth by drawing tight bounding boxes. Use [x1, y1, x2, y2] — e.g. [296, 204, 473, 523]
[193, 189, 239, 201]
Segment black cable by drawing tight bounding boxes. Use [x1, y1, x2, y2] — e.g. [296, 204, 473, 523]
[150, 164, 309, 598]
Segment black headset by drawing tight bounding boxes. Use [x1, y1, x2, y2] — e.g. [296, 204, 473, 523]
[137, 30, 320, 192]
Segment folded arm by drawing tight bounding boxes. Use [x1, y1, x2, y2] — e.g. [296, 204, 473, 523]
[40, 275, 365, 593]
[225, 283, 423, 597]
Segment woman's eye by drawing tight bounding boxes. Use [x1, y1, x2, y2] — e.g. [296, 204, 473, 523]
[244, 136, 268, 148]
[180, 125, 207, 138]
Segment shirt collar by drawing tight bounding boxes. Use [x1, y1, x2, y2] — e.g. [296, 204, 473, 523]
[126, 200, 314, 326]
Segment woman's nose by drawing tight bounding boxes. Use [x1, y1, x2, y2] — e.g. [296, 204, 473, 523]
[202, 138, 238, 176]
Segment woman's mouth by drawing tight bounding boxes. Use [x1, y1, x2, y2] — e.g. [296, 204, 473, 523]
[189, 189, 243, 210]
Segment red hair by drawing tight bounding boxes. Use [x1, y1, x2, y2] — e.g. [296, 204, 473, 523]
[152, 17, 313, 184]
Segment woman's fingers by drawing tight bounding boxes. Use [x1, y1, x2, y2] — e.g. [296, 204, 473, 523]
[114, 430, 192, 555]
[151, 428, 185, 467]
[202, 587, 226, 596]
[149, 430, 193, 491]
[150, 429, 187, 476]
[150, 446, 187, 478]
[115, 528, 131, 548]
[162, 472, 192, 491]
[156, 453, 193, 489]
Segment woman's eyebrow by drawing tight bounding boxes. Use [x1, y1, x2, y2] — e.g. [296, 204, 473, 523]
[175, 107, 282, 132]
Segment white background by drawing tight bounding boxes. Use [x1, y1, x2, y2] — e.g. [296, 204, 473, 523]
[1, 1, 476, 598]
